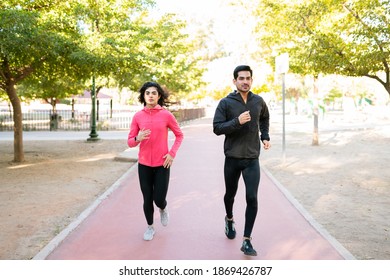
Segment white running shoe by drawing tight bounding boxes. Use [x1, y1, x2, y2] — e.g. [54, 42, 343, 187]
[143, 225, 155, 241]
[159, 208, 169, 226]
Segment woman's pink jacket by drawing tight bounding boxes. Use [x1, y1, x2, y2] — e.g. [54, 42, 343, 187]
[127, 105, 184, 167]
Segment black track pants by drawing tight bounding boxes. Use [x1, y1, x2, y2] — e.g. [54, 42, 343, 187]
[224, 157, 260, 238]
[138, 163, 170, 225]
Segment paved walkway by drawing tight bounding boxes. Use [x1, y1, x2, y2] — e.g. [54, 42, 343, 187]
[33, 117, 354, 260]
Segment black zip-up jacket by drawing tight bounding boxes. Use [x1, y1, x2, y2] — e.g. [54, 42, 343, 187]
[213, 90, 270, 159]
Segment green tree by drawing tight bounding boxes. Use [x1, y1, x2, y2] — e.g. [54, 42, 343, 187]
[254, 0, 390, 145]
[108, 13, 206, 101]
[324, 87, 343, 109]
[1, 0, 206, 162]
[255, 0, 390, 98]
[0, 5, 91, 162]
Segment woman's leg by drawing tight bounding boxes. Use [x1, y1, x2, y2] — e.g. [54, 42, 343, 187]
[138, 163, 155, 225]
[153, 166, 170, 210]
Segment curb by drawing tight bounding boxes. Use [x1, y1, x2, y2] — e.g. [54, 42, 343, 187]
[114, 147, 139, 162]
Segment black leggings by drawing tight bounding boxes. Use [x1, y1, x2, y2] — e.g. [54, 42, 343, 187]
[224, 157, 260, 238]
[138, 163, 170, 225]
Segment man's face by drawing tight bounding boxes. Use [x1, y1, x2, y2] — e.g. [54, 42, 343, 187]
[233, 71, 252, 94]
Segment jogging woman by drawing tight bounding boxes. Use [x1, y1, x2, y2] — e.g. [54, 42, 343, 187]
[128, 81, 184, 241]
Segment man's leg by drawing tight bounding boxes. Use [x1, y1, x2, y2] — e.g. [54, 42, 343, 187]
[242, 159, 260, 237]
[223, 157, 241, 239]
[241, 159, 260, 256]
[223, 157, 241, 219]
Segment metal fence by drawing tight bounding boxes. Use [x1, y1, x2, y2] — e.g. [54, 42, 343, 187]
[0, 107, 206, 131]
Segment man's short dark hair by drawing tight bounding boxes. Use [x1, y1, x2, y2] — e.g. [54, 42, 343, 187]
[233, 65, 253, 80]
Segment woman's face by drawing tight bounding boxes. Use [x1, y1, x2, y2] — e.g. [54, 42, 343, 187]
[144, 86, 160, 108]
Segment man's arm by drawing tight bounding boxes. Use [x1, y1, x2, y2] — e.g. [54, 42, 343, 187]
[213, 100, 241, 135]
[259, 100, 270, 142]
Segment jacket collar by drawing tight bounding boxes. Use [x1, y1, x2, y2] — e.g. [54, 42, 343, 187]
[229, 90, 253, 101]
[143, 104, 163, 112]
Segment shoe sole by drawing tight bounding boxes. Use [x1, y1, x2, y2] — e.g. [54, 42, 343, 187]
[144, 236, 154, 241]
[240, 247, 257, 256]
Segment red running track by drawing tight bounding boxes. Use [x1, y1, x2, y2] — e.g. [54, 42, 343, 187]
[35, 117, 354, 260]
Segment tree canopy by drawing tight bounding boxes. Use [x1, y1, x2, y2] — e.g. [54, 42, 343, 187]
[254, 0, 390, 98]
[0, 0, 206, 162]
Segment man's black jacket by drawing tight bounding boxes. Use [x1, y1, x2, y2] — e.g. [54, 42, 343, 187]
[213, 90, 270, 159]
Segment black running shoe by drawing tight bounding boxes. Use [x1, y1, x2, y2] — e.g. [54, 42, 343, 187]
[241, 239, 257, 256]
[225, 216, 236, 239]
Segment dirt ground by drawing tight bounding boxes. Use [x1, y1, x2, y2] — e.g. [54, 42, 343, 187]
[0, 139, 133, 260]
[0, 108, 389, 260]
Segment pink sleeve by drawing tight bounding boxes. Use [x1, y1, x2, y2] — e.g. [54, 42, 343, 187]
[167, 113, 184, 158]
[127, 114, 140, 148]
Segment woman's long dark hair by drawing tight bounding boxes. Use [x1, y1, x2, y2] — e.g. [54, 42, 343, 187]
[138, 81, 169, 107]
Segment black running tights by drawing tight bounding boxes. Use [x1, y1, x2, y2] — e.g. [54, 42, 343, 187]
[138, 163, 170, 225]
[224, 157, 260, 238]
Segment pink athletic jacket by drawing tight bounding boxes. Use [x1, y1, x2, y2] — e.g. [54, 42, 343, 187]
[127, 105, 184, 167]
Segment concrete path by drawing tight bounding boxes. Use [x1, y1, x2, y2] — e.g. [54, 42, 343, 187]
[33, 117, 354, 260]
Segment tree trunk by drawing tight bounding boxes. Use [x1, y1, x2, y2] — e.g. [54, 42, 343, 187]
[7, 81, 24, 162]
[312, 75, 319, 146]
[385, 84, 390, 100]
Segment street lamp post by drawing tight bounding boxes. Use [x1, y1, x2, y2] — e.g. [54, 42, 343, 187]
[281, 72, 286, 162]
[275, 53, 289, 163]
[87, 75, 100, 141]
